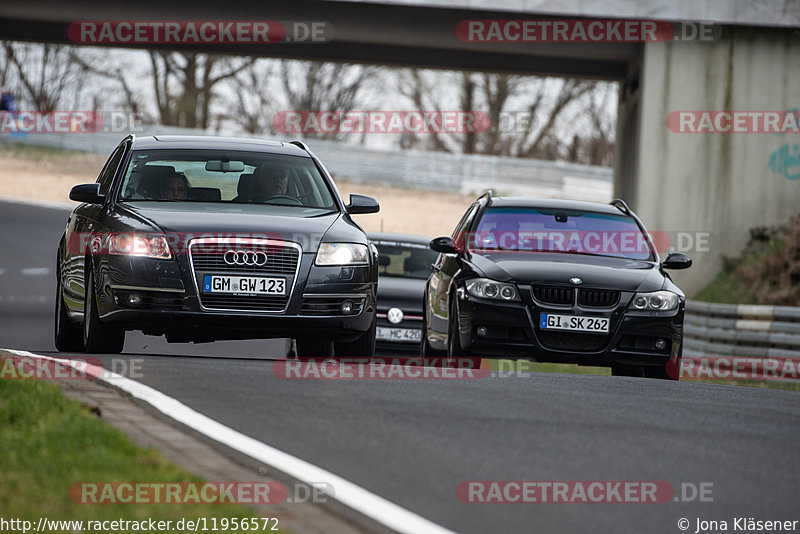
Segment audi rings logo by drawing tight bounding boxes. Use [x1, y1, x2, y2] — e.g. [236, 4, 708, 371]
[223, 250, 269, 266]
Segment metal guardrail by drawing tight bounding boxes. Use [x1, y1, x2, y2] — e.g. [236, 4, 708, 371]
[684, 300, 800, 361]
[0, 126, 613, 201]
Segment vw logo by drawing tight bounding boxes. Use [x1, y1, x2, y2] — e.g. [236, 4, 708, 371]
[569, 277, 582, 285]
[387, 307, 404, 324]
[223, 250, 268, 266]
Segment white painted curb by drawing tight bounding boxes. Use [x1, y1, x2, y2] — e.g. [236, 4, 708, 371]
[3, 349, 456, 534]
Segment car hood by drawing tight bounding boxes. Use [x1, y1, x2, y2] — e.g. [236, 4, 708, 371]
[376, 276, 426, 313]
[118, 202, 343, 251]
[470, 252, 665, 292]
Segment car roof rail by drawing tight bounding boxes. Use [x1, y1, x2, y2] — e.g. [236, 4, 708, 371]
[288, 140, 309, 151]
[610, 198, 631, 215]
[478, 189, 493, 206]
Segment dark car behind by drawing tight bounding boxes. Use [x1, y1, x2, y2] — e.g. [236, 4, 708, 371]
[369, 232, 438, 355]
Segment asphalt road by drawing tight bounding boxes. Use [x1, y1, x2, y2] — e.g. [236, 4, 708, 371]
[2, 200, 799, 534]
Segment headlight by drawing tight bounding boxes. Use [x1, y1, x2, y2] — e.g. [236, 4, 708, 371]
[109, 233, 172, 260]
[316, 243, 369, 266]
[465, 278, 520, 301]
[628, 290, 679, 311]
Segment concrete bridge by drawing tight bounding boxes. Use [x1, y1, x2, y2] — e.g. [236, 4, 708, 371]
[2, 0, 799, 293]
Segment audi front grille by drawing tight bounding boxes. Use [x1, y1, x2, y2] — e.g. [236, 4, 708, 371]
[188, 238, 301, 313]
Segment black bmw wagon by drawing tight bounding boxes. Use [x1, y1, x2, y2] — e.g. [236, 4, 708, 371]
[421, 192, 692, 379]
[55, 135, 380, 357]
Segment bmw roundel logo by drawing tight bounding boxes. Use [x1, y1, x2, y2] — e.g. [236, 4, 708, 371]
[569, 277, 582, 285]
[387, 307, 404, 324]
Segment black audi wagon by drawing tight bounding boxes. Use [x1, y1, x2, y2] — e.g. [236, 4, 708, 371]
[55, 135, 380, 357]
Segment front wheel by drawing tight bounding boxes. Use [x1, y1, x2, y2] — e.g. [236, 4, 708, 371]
[83, 268, 125, 354]
[295, 338, 334, 359]
[334, 314, 376, 361]
[420, 300, 445, 363]
[644, 360, 680, 380]
[445, 296, 468, 367]
[611, 364, 644, 377]
[54, 264, 84, 352]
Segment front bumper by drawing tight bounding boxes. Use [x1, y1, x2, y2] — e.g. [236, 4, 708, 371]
[91, 251, 377, 342]
[454, 286, 683, 367]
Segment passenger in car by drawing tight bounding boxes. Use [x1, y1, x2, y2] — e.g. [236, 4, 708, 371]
[160, 174, 190, 201]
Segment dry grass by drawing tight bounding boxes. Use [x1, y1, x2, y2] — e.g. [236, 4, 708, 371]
[696, 214, 800, 306]
[0, 145, 474, 238]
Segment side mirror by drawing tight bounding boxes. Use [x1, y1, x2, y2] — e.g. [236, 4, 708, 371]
[346, 194, 380, 214]
[430, 236, 459, 254]
[69, 183, 104, 204]
[662, 252, 692, 270]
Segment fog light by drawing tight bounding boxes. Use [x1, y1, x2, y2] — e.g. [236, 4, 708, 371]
[340, 300, 353, 314]
[476, 326, 488, 337]
[654, 338, 667, 350]
[126, 292, 143, 307]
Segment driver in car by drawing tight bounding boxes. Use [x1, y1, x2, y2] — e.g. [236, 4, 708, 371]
[249, 165, 289, 200]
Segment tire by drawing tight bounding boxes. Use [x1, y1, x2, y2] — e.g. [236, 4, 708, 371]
[83, 268, 125, 354]
[611, 364, 644, 377]
[334, 314, 376, 361]
[54, 263, 84, 352]
[420, 298, 445, 365]
[295, 337, 334, 359]
[644, 359, 681, 381]
[445, 295, 468, 368]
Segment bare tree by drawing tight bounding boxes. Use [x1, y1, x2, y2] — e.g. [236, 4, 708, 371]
[226, 59, 278, 134]
[1, 42, 89, 112]
[515, 78, 596, 159]
[68, 49, 145, 117]
[396, 68, 606, 162]
[279, 60, 375, 140]
[148, 51, 253, 129]
[570, 82, 616, 166]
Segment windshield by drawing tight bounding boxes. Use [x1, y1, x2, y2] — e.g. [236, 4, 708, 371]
[374, 240, 439, 280]
[118, 149, 337, 209]
[471, 207, 656, 261]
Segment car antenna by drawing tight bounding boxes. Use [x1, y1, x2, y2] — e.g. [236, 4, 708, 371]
[610, 198, 631, 215]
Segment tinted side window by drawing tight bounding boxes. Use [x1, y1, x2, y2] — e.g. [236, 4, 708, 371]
[96, 145, 126, 195]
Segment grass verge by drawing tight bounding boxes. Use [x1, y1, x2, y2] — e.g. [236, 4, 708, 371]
[0, 377, 284, 530]
[694, 239, 785, 304]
